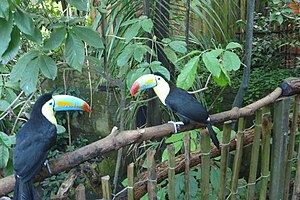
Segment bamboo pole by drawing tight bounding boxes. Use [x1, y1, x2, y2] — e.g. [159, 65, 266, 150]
[147, 149, 157, 200]
[247, 109, 263, 199]
[127, 163, 134, 200]
[285, 95, 300, 199]
[184, 133, 190, 200]
[230, 117, 246, 200]
[201, 130, 211, 200]
[259, 108, 272, 200]
[75, 184, 86, 200]
[168, 144, 175, 200]
[218, 120, 232, 200]
[270, 98, 290, 199]
[101, 175, 111, 200]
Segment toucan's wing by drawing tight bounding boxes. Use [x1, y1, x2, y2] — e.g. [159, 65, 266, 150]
[165, 88, 209, 123]
[13, 122, 56, 182]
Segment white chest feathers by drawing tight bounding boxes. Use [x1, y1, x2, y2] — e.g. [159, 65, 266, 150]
[153, 78, 170, 105]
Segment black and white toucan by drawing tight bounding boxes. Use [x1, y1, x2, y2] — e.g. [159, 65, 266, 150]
[13, 93, 91, 200]
[130, 73, 220, 149]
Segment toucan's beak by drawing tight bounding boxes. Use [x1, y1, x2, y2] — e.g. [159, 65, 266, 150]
[130, 74, 157, 96]
[52, 95, 91, 112]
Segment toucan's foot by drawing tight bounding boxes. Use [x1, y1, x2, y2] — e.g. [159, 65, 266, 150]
[168, 121, 184, 133]
[44, 160, 52, 174]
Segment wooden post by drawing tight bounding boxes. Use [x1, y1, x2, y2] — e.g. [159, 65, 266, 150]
[127, 163, 134, 200]
[101, 175, 111, 200]
[230, 117, 246, 200]
[184, 133, 190, 200]
[270, 98, 290, 200]
[147, 149, 157, 200]
[218, 120, 232, 200]
[201, 129, 211, 200]
[168, 144, 175, 200]
[259, 107, 272, 200]
[285, 95, 300, 199]
[75, 184, 86, 200]
[291, 95, 300, 200]
[247, 109, 263, 199]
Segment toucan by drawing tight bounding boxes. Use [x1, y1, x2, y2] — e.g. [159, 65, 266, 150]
[13, 93, 91, 200]
[130, 73, 220, 149]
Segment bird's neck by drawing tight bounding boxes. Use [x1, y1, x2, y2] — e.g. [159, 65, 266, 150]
[153, 83, 170, 105]
[41, 105, 57, 126]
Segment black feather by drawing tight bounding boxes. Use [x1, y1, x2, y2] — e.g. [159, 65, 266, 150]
[13, 93, 57, 200]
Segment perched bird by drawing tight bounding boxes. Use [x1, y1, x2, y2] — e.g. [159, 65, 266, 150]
[13, 93, 91, 200]
[130, 73, 220, 149]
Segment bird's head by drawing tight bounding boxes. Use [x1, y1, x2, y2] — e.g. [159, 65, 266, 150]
[130, 73, 170, 105]
[40, 94, 91, 125]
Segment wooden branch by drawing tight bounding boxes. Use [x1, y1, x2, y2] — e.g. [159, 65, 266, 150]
[1, 79, 300, 195]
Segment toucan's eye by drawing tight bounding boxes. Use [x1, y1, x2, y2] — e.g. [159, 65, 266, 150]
[158, 77, 161, 80]
[49, 102, 53, 106]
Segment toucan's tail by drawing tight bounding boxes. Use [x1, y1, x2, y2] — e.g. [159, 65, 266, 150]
[207, 121, 220, 149]
[13, 176, 37, 200]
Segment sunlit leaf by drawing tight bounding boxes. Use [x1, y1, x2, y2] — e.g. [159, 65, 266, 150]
[0, 0, 10, 20]
[64, 32, 85, 71]
[212, 71, 229, 87]
[14, 9, 35, 36]
[226, 42, 242, 50]
[0, 100, 10, 112]
[169, 41, 187, 54]
[43, 28, 66, 50]
[177, 56, 199, 90]
[0, 145, 9, 168]
[223, 51, 241, 71]
[202, 51, 221, 77]
[0, 132, 15, 148]
[133, 45, 147, 62]
[0, 15, 13, 58]
[117, 45, 134, 67]
[73, 26, 103, 49]
[124, 22, 141, 42]
[1, 26, 20, 64]
[164, 47, 178, 64]
[20, 58, 40, 96]
[38, 55, 57, 80]
[10, 50, 39, 82]
[67, 0, 87, 11]
[141, 18, 153, 33]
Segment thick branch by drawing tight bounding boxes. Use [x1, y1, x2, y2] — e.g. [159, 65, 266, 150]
[1, 79, 300, 195]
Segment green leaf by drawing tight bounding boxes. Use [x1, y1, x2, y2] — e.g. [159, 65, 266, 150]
[10, 50, 39, 82]
[141, 18, 153, 33]
[66, 0, 87, 11]
[20, 58, 40, 96]
[64, 32, 85, 71]
[0, 145, 9, 168]
[14, 9, 35, 36]
[57, 125, 66, 134]
[43, 28, 66, 50]
[73, 26, 103, 49]
[117, 45, 134, 67]
[223, 51, 241, 71]
[210, 167, 220, 192]
[23, 26, 42, 44]
[202, 51, 221, 77]
[164, 47, 178, 64]
[162, 140, 183, 162]
[0, 0, 10, 20]
[210, 49, 224, 57]
[169, 41, 187, 54]
[150, 65, 170, 81]
[165, 132, 185, 143]
[176, 56, 199, 90]
[38, 55, 57, 80]
[0, 100, 10, 112]
[0, 132, 15, 148]
[212, 71, 229, 87]
[226, 42, 242, 50]
[121, 18, 140, 27]
[124, 22, 141, 42]
[0, 16, 13, 58]
[1, 26, 20, 64]
[133, 45, 146, 62]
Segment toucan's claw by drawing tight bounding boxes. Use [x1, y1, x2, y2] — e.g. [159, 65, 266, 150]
[44, 160, 52, 174]
[168, 121, 184, 133]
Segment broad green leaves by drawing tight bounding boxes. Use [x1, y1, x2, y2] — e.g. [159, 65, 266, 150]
[64, 32, 85, 71]
[0, 0, 10, 20]
[122, 16, 154, 42]
[10, 50, 58, 95]
[176, 42, 242, 88]
[0, 15, 13, 58]
[66, 0, 88, 11]
[43, 28, 66, 50]
[1, 27, 20, 64]
[177, 56, 200, 90]
[73, 26, 104, 49]
[0, 132, 15, 169]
